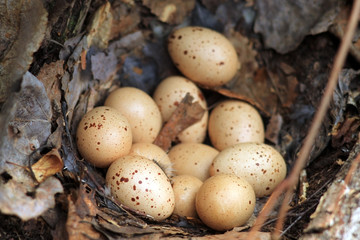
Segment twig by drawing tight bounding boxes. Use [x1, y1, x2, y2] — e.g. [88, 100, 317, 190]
[248, 0, 360, 238]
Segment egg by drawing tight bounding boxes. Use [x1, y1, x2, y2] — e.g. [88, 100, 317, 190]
[195, 174, 255, 231]
[153, 76, 208, 143]
[168, 143, 219, 181]
[106, 155, 175, 220]
[210, 142, 287, 197]
[171, 175, 203, 218]
[208, 100, 264, 151]
[167, 26, 240, 87]
[104, 87, 162, 143]
[128, 142, 173, 177]
[76, 106, 132, 168]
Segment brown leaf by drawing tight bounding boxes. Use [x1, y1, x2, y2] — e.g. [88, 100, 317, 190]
[153, 93, 205, 151]
[216, 86, 270, 117]
[109, 2, 141, 40]
[31, 149, 64, 183]
[192, 230, 270, 240]
[36, 60, 64, 119]
[265, 113, 283, 145]
[0, 0, 47, 102]
[87, 2, 113, 49]
[66, 184, 103, 240]
[227, 31, 260, 91]
[94, 215, 159, 237]
[143, 0, 196, 24]
[267, 62, 299, 109]
[0, 177, 63, 221]
[331, 116, 360, 148]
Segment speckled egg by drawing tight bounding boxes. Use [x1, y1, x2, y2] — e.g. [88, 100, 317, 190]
[128, 142, 174, 177]
[153, 76, 208, 143]
[104, 87, 162, 143]
[106, 155, 175, 220]
[195, 174, 255, 231]
[210, 142, 287, 197]
[76, 106, 132, 168]
[171, 175, 203, 218]
[167, 26, 240, 87]
[208, 100, 264, 151]
[168, 143, 219, 181]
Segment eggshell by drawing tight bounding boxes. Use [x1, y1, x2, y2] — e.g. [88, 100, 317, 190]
[171, 175, 203, 218]
[168, 143, 219, 181]
[167, 26, 239, 87]
[104, 87, 162, 143]
[211, 142, 287, 197]
[128, 142, 173, 177]
[208, 100, 264, 150]
[76, 106, 132, 168]
[153, 76, 208, 143]
[106, 155, 175, 220]
[195, 174, 255, 231]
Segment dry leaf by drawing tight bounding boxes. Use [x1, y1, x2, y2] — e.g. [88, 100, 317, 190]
[94, 216, 159, 237]
[87, 2, 113, 49]
[91, 51, 118, 85]
[0, 0, 47, 102]
[66, 184, 103, 240]
[153, 93, 205, 151]
[31, 149, 64, 183]
[109, 2, 141, 40]
[36, 60, 64, 119]
[330, 4, 360, 62]
[192, 230, 270, 240]
[143, 0, 195, 24]
[254, 0, 338, 53]
[331, 116, 360, 148]
[0, 71, 60, 221]
[0, 71, 52, 181]
[0, 177, 63, 221]
[265, 113, 283, 145]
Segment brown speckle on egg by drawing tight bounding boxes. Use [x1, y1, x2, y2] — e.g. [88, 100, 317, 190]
[106, 155, 175, 221]
[76, 106, 132, 168]
[167, 26, 239, 87]
[212, 143, 287, 197]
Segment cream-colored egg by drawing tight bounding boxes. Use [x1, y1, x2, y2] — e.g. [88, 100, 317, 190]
[76, 106, 132, 168]
[211, 142, 287, 197]
[168, 143, 219, 181]
[195, 174, 255, 231]
[171, 175, 203, 218]
[208, 100, 264, 151]
[104, 87, 162, 143]
[128, 142, 173, 177]
[153, 76, 208, 143]
[106, 155, 175, 220]
[168, 26, 240, 87]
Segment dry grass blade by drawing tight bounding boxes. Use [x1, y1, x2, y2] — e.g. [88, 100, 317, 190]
[248, 0, 360, 239]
